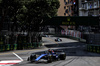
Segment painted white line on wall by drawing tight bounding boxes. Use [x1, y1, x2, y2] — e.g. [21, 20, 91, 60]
[13, 52, 23, 61]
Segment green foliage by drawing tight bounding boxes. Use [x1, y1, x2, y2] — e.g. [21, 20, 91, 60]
[0, 0, 23, 21]
[0, 0, 23, 30]
[26, 0, 60, 17]
[0, 0, 60, 31]
[24, 0, 60, 24]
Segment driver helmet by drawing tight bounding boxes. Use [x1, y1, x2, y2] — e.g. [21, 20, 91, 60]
[48, 49, 54, 53]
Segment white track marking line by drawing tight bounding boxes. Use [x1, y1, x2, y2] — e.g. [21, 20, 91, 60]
[0, 60, 21, 63]
[13, 52, 23, 61]
[0, 60, 22, 66]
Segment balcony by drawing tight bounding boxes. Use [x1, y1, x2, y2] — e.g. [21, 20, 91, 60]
[88, 6, 99, 10]
[81, 0, 95, 3]
[79, 7, 88, 11]
[94, 6, 99, 8]
[81, 0, 88, 3]
[67, 1, 73, 6]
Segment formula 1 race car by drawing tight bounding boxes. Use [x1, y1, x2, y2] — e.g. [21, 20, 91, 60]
[55, 38, 62, 42]
[27, 49, 66, 63]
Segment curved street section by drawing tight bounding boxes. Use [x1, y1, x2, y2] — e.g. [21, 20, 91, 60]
[0, 36, 100, 66]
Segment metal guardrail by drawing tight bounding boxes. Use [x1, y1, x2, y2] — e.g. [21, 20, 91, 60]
[86, 44, 100, 53]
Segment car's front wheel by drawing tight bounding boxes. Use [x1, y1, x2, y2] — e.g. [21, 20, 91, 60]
[27, 57, 29, 61]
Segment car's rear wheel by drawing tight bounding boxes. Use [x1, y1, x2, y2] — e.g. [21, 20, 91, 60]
[47, 56, 52, 63]
[60, 53, 66, 60]
[61, 54, 66, 60]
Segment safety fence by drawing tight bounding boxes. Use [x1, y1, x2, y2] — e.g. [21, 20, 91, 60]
[0, 35, 42, 52]
[61, 30, 82, 38]
[61, 30, 83, 41]
[0, 43, 42, 52]
[86, 44, 100, 53]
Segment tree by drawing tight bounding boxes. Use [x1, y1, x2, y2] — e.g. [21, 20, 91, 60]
[0, 0, 60, 32]
[23, 0, 60, 31]
[0, 0, 23, 31]
[0, 0, 60, 44]
[19, 0, 60, 42]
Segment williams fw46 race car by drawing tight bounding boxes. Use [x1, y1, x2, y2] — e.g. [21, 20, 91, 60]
[55, 38, 62, 42]
[27, 49, 66, 63]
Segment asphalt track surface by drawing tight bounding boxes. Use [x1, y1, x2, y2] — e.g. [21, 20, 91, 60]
[0, 36, 100, 66]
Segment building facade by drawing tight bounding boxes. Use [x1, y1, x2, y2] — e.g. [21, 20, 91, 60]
[66, 0, 79, 16]
[57, 0, 79, 30]
[57, 0, 68, 16]
[57, 0, 79, 16]
[79, 0, 100, 16]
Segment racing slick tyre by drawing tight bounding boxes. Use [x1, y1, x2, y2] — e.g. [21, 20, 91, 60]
[59, 52, 66, 60]
[29, 53, 36, 63]
[27, 57, 29, 61]
[56, 56, 60, 61]
[47, 56, 52, 63]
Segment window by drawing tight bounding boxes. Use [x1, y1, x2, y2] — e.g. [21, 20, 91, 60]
[64, 13, 66, 16]
[64, 0, 66, 2]
[69, 7, 71, 12]
[65, 9, 68, 13]
[68, 0, 69, 3]
[64, 6, 66, 9]
[65, 2, 67, 5]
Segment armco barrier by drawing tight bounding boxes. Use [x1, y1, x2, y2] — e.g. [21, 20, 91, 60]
[31, 43, 34, 48]
[23, 43, 27, 49]
[90, 45, 93, 52]
[17, 44, 23, 50]
[88, 45, 94, 52]
[0, 45, 2, 51]
[27, 43, 30, 49]
[0, 36, 5, 51]
[14, 44, 17, 50]
[0, 45, 5, 52]
[33, 42, 37, 48]
[17, 35, 24, 50]
[87, 44, 90, 51]
[96, 46, 100, 53]
[0, 36, 5, 45]
[26, 43, 29, 49]
[0, 44, 18, 51]
[0, 41, 3, 45]
[5, 44, 10, 51]
[37, 42, 42, 47]
[93, 45, 96, 52]
[86, 44, 100, 53]
[29, 43, 33, 48]
[10, 44, 14, 50]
